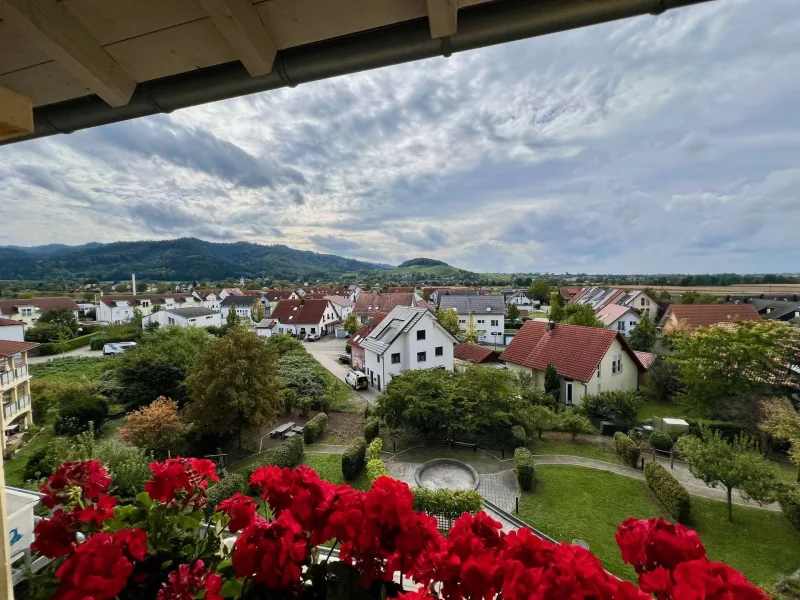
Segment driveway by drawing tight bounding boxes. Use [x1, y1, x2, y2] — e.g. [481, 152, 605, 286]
[29, 346, 104, 364]
[303, 335, 381, 405]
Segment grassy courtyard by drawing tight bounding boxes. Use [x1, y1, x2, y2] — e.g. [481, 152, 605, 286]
[517, 465, 800, 587]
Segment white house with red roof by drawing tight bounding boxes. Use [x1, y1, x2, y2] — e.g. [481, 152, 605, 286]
[500, 321, 644, 406]
[595, 304, 642, 338]
[271, 299, 339, 337]
[0, 297, 80, 327]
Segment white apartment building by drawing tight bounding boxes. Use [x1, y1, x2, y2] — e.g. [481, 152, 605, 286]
[438, 295, 506, 344]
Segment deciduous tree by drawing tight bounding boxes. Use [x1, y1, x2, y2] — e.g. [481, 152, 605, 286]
[559, 304, 606, 328]
[38, 307, 79, 333]
[544, 363, 561, 403]
[119, 396, 187, 458]
[628, 316, 657, 352]
[507, 303, 520, 324]
[251, 298, 266, 323]
[558, 411, 596, 441]
[185, 327, 283, 448]
[528, 279, 551, 303]
[578, 390, 642, 431]
[435, 307, 461, 337]
[520, 405, 555, 439]
[343, 313, 359, 335]
[761, 398, 800, 482]
[226, 304, 240, 327]
[376, 368, 460, 435]
[677, 428, 777, 521]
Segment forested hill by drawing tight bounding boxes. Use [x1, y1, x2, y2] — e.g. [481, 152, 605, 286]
[0, 238, 392, 281]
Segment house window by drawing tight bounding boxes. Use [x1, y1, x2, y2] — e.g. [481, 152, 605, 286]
[459, 319, 466, 324]
[617, 321, 625, 331]
[616, 354, 623, 373]
[417, 330, 426, 340]
[376, 355, 380, 362]
[435, 346, 443, 356]
[477, 319, 485, 324]
[417, 351, 427, 362]
[596, 363, 601, 378]
[391, 353, 401, 364]
[21, 308, 32, 317]
[612, 354, 623, 374]
[565, 381, 573, 405]
[491, 320, 498, 327]
[641, 298, 646, 306]
[311, 328, 316, 333]
[629, 321, 637, 328]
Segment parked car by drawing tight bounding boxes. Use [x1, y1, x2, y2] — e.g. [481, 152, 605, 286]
[345, 370, 369, 390]
[103, 342, 137, 356]
[338, 354, 351, 364]
[304, 332, 320, 342]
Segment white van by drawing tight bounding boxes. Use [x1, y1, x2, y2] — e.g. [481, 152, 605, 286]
[345, 370, 369, 390]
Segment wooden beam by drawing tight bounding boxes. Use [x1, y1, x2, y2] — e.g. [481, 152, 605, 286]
[0, 0, 135, 107]
[199, 0, 277, 77]
[0, 86, 33, 142]
[427, 0, 458, 39]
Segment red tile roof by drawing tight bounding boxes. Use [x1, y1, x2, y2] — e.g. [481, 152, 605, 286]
[193, 289, 218, 299]
[265, 290, 294, 302]
[271, 299, 332, 325]
[0, 340, 39, 357]
[662, 304, 761, 332]
[454, 343, 498, 364]
[353, 293, 414, 317]
[0, 318, 24, 327]
[240, 290, 265, 296]
[348, 312, 388, 350]
[387, 287, 415, 293]
[634, 351, 658, 370]
[500, 321, 644, 382]
[0, 296, 80, 315]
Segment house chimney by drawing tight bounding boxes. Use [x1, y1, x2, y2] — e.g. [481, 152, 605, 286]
[547, 320, 555, 332]
[132, 274, 136, 296]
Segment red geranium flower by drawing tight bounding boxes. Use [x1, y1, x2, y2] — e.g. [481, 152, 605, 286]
[54, 529, 147, 600]
[145, 457, 219, 507]
[31, 509, 79, 558]
[616, 517, 706, 574]
[640, 559, 768, 600]
[396, 588, 437, 600]
[217, 492, 257, 533]
[40, 460, 111, 508]
[156, 560, 223, 600]
[77, 493, 118, 526]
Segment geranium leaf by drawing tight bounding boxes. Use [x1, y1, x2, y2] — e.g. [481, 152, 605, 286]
[136, 492, 153, 508]
[220, 579, 243, 598]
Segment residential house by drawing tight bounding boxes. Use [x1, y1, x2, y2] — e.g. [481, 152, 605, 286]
[660, 304, 762, 333]
[500, 321, 645, 406]
[559, 287, 583, 302]
[453, 343, 500, 371]
[746, 299, 800, 322]
[634, 350, 658, 388]
[264, 290, 298, 312]
[255, 318, 278, 338]
[438, 295, 506, 345]
[97, 294, 196, 323]
[429, 287, 491, 305]
[219, 287, 245, 300]
[353, 292, 417, 324]
[240, 290, 272, 316]
[0, 319, 25, 342]
[220, 295, 254, 322]
[596, 304, 642, 338]
[1, 340, 38, 453]
[325, 296, 355, 321]
[361, 306, 458, 391]
[141, 307, 221, 329]
[571, 287, 658, 322]
[505, 290, 535, 308]
[192, 289, 222, 311]
[348, 312, 388, 372]
[387, 287, 415, 293]
[0, 297, 80, 327]
[617, 290, 659, 322]
[346, 285, 362, 302]
[271, 299, 339, 336]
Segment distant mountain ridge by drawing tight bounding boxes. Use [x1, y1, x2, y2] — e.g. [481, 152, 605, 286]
[397, 258, 448, 268]
[0, 238, 392, 281]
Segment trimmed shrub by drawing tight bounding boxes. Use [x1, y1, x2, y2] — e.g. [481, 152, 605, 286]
[364, 418, 380, 442]
[510, 425, 527, 449]
[55, 395, 108, 435]
[514, 447, 536, 492]
[342, 437, 367, 480]
[644, 461, 691, 523]
[367, 438, 383, 461]
[686, 418, 744, 442]
[303, 412, 328, 444]
[614, 431, 641, 468]
[650, 431, 674, 452]
[205, 473, 247, 518]
[412, 488, 483, 520]
[778, 484, 800, 532]
[298, 397, 312, 418]
[366, 458, 388, 483]
[272, 435, 304, 468]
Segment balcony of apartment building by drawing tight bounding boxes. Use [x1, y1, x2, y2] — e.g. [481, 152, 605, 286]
[0, 341, 39, 454]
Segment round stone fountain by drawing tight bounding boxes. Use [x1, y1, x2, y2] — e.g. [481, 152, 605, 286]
[414, 458, 480, 491]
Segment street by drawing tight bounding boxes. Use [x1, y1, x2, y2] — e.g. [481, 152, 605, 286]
[302, 335, 381, 405]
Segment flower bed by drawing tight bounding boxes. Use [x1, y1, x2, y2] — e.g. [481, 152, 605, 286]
[29, 456, 769, 600]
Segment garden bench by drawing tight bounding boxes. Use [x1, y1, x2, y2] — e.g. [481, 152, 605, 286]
[270, 422, 295, 438]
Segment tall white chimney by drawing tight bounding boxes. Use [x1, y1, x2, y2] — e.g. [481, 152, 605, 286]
[132, 274, 137, 296]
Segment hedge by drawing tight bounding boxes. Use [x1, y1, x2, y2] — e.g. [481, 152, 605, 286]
[303, 412, 328, 444]
[205, 473, 246, 518]
[686, 418, 744, 442]
[614, 432, 641, 468]
[366, 458, 388, 483]
[412, 488, 483, 520]
[511, 425, 527, 449]
[514, 447, 536, 492]
[342, 437, 367, 480]
[246, 436, 304, 489]
[649, 431, 674, 452]
[364, 418, 380, 442]
[89, 331, 139, 350]
[367, 438, 383, 461]
[55, 396, 108, 435]
[778, 484, 800, 532]
[38, 333, 94, 356]
[644, 461, 691, 523]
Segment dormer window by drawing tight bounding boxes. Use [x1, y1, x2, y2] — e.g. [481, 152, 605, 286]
[486, 307, 492, 312]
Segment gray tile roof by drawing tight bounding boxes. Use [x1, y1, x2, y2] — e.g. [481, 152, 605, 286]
[438, 295, 505, 315]
[360, 306, 429, 355]
[166, 307, 219, 318]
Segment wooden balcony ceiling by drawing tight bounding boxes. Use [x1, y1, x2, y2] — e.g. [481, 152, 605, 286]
[0, 0, 471, 111]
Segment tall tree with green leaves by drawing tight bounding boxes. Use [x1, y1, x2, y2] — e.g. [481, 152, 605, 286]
[376, 368, 460, 435]
[38, 307, 79, 333]
[544, 363, 561, 404]
[761, 398, 800, 482]
[628, 315, 657, 352]
[343, 313, 359, 335]
[185, 327, 283, 448]
[226, 304, 240, 327]
[677, 429, 777, 521]
[507, 303, 520, 324]
[548, 292, 566, 322]
[680, 291, 722, 304]
[529, 279, 551, 303]
[435, 307, 461, 337]
[560, 304, 606, 328]
[251, 298, 266, 323]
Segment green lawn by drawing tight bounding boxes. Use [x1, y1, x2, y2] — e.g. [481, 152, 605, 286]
[302, 453, 371, 490]
[531, 436, 621, 464]
[29, 356, 113, 383]
[4, 426, 55, 489]
[636, 399, 684, 422]
[517, 465, 800, 587]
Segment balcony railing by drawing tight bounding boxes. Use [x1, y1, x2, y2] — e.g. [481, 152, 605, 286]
[0, 364, 28, 387]
[3, 393, 31, 420]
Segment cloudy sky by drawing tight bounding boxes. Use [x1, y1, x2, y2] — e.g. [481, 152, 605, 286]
[1, 0, 798, 274]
